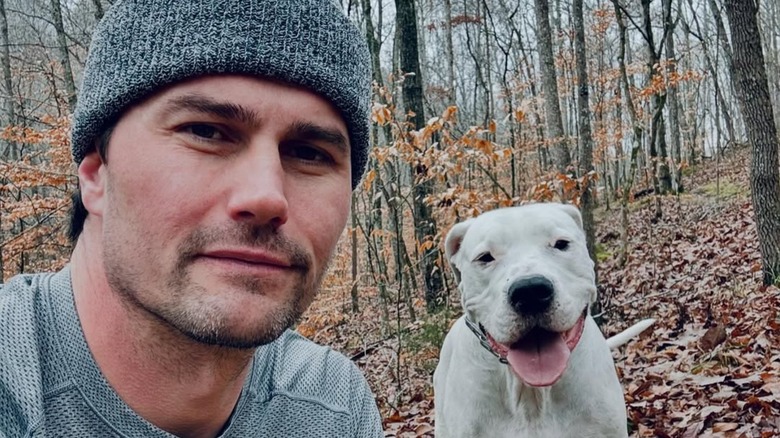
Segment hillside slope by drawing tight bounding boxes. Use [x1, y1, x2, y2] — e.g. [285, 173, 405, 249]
[299, 147, 780, 437]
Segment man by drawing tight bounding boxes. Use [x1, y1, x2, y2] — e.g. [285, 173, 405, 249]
[0, 0, 382, 437]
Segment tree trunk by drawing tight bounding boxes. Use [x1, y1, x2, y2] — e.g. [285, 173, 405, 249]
[380, 159, 417, 322]
[0, 0, 13, 280]
[688, 0, 737, 142]
[709, 0, 736, 80]
[612, 0, 644, 268]
[361, 0, 382, 85]
[0, 0, 13, 131]
[462, 1, 491, 127]
[491, 4, 519, 197]
[50, 0, 77, 112]
[395, 0, 424, 129]
[360, 0, 394, 327]
[508, 15, 548, 170]
[664, 0, 684, 192]
[724, 0, 780, 286]
[368, 161, 391, 331]
[443, 0, 456, 108]
[640, 0, 672, 203]
[350, 193, 359, 313]
[534, 0, 570, 173]
[395, 0, 444, 313]
[573, 0, 597, 268]
[480, 0, 495, 127]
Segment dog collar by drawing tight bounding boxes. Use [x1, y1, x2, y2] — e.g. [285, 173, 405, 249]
[464, 316, 509, 364]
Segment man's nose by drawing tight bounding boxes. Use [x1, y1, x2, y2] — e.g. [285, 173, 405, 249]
[225, 145, 289, 228]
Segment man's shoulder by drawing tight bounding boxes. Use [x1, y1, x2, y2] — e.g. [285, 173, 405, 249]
[261, 329, 364, 383]
[256, 329, 370, 405]
[0, 272, 57, 437]
[246, 330, 383, 436]
[0, 272, 54, 328]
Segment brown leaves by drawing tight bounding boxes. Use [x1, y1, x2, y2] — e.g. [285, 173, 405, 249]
[597, 149, 780, 436]
[527, 170, 599, 205]
[383, 395, 435, 437]
[1, 116, 75, 280]
[700, 324, 728, 352]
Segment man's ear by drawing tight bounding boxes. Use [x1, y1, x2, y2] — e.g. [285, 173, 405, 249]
[78, 152, 106, 217]
[443, 219, 473, 284]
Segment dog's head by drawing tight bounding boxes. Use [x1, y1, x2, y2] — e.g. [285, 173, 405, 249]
[445, 203, 597, 387]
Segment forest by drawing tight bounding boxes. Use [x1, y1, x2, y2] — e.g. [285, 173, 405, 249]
[1, 0, 779, 436]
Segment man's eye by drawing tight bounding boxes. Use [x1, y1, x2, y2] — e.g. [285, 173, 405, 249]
[182, 124, 225, 141]
[474, 252, 494, 263]
[286, 145, 333, 163]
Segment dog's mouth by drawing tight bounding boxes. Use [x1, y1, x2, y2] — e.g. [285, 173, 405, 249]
[484, 309, 587, 387]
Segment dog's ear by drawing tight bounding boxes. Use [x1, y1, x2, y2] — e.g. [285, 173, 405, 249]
[557, 203, 584, 230]
[444, 219, 473, 283]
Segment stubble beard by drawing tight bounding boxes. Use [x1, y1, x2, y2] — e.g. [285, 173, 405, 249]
[104, 223, 322, 350]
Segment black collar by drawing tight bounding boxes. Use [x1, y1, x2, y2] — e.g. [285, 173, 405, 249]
[463, 316, 508, 364]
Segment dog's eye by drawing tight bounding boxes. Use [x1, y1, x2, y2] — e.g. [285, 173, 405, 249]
[553, 239, 570, 251]
[474, 252, 495, 263]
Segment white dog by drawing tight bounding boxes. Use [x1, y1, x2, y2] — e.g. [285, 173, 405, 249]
[434, 203, 653, 438]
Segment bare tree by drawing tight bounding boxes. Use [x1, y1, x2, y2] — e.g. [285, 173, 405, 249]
[443, 0, 455, 108]
[683, 1, 737, 145]
[50, 0, 77, 111]
[534, 0, 570, 173]
[0, 0, 10, 279]
[639, 0, 672, 204]
[395, 0, 444, 312]
[0, 0, 14, 133]
[612, 0, 644, 268]
[664, 0, 684, 192]
[573, 0, 596, 265]
[724, 0, 780, 286]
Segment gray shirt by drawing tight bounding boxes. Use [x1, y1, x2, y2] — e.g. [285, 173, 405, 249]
[0, 268, 383, 437]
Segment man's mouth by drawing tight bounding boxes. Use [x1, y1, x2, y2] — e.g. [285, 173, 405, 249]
[201, 249, 295, 268]
[484, 309, 587, 387]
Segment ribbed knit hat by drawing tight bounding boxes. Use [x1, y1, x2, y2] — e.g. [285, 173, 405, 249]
[72, 0, 372, 189]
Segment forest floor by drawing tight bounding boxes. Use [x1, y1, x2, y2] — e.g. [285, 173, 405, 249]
[298, 145, 780, 438]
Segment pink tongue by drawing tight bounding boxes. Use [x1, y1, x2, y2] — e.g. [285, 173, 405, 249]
[506, 329, 570, 387]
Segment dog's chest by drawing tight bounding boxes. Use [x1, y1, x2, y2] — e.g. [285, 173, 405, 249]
[484, 413, 611, 438]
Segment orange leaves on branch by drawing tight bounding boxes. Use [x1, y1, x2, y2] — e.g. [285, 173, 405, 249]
[637, 61, 705, 99]
[591, 7, 614, 35]
[3, 197, 69, 224]
[417, 238, 435, 254]
[362, 169, 377, 193]
[666, 69, 704, 88]
[528, 171, 599, 205]
[1, 116, 74, 191]
[441, 105, 457, 121]
[2, 126, 44, 144]
[1, 115, 75, 280]
[450, 14, 482, 27]
[371, 103, 392, 126]
[638, 73, 667, 98]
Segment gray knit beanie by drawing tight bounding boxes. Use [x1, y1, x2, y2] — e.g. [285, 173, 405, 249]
[72, 0, 372, 189]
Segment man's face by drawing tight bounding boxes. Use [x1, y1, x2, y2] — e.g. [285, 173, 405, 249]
[83, 75, 352, 348]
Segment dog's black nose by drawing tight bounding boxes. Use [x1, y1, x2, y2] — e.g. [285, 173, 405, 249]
[508, 276, 554, 314]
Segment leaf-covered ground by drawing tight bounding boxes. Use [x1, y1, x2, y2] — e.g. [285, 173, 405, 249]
[298, 147, 780, 437]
